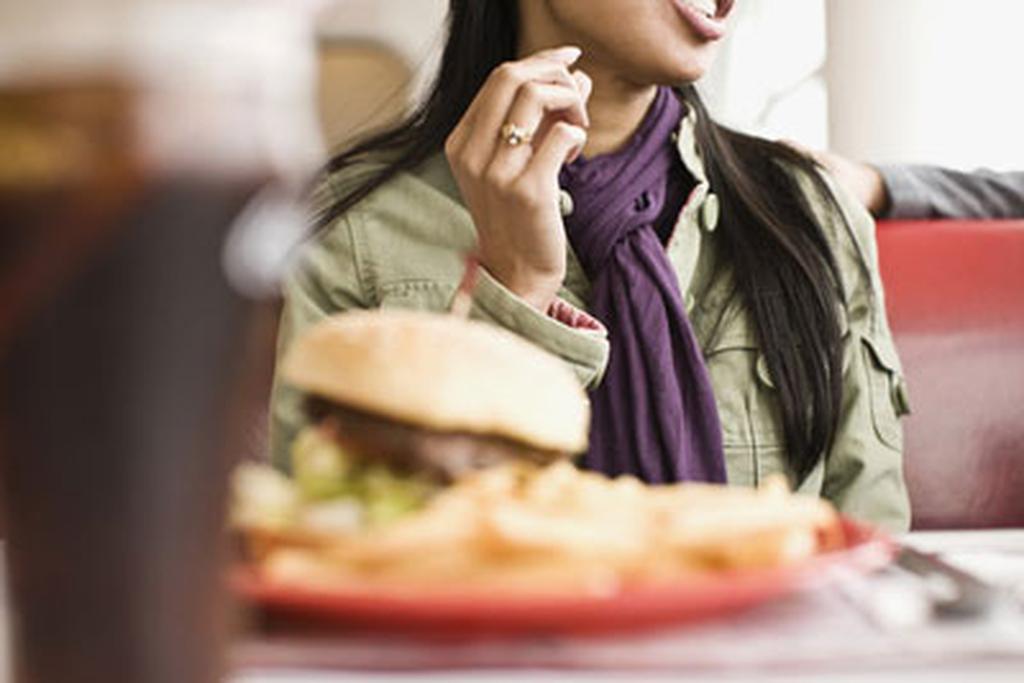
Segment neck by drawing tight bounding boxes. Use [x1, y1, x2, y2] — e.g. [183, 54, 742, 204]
[579, 68, 658, 158]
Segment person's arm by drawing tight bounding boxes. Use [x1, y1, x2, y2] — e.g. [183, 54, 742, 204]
[783, 145, 892, 217]
[877, 165, 1024, 219]
[795, 146, 1024, 220]
[269, 216, 611, 470]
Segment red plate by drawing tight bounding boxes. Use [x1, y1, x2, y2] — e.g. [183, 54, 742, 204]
[232, 518, 892, 635]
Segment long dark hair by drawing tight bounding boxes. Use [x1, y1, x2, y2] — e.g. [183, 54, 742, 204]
[318, 1, 845, 483]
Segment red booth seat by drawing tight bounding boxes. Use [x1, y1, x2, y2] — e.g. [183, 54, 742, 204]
[877, 220, 1024, 529]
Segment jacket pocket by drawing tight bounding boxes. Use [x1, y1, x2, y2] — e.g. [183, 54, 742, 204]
[860, 334, 910, 452]
[704, 340, 786, 453]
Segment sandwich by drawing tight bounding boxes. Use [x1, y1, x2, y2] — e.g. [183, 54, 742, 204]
[234, 309, 590, 534]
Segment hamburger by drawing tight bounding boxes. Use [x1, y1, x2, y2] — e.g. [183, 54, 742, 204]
[239, 309, 591, 533]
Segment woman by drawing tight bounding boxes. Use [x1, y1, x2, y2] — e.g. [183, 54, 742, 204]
[271, 0, 912, 530]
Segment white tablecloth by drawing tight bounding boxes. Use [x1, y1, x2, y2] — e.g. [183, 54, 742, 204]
[231, 530, 1024, 682]
[3, 531, 1023, 682]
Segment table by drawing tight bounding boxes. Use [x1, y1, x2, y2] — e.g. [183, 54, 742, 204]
[230, 530, 1024, 682]
[3, 532, 1023, 682]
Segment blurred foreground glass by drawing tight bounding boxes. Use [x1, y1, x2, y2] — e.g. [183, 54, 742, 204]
[0, 2, 324, 682]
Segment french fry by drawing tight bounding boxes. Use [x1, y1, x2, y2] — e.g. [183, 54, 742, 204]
[236, 462, 843, 593]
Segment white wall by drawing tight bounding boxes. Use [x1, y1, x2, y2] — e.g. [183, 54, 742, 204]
[827, 0, 1024, 170]
[314, 1, 1024, 172]
[701, 0, 828, 149]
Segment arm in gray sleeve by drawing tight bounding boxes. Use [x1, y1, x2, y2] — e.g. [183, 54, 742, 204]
[878, 165, 1024, 219]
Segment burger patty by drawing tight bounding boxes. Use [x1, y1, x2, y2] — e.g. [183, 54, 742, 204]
[305, 398, 565, 482]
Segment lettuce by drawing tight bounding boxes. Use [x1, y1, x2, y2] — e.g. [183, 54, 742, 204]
[288, 425, 438, 527]
[359, 466, 436, 526]
[291, 426, 353, 501]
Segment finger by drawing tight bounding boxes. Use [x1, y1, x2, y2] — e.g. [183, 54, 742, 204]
[572, 69, 593, 106]
[528, 68, 592, 146]
[461, 72, 584, 176]
[455, 49, 583, 167]
[480, 51, 582, 116]
[460, 49, 581, 131]
[461, 61, 579, 147]
[484, 83, 588, 184]
[523, 121, 588, 184]
[507, 82, 589, 134]
[535, 45, 584, 63]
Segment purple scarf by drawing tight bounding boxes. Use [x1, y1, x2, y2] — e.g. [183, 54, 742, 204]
[560, 87, 727, 484]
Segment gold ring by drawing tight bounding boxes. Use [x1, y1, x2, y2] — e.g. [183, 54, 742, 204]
[500, 122, 532, 147]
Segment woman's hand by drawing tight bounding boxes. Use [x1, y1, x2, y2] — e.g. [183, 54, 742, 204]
[445, 47, 592, 311]
[786, 142, 891, 218]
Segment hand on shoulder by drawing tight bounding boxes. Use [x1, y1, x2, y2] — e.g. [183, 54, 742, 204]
[783, 142, 890, 218]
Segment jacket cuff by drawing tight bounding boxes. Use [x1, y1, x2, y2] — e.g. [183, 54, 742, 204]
[877, 165, 934, 220]
[470, 268, 609, 387]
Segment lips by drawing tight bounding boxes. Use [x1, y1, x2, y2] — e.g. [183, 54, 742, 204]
[681, 0, 736, 19]
[672, 0, 736, 41]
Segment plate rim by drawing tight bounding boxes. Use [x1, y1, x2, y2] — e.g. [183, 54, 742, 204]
[230, 517, 894, 630]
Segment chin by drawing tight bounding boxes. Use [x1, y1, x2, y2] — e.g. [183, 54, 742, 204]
[640, 43, 717, 86]
[655, 57, 712, 86]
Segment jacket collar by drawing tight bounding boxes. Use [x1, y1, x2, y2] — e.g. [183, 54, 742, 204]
[675, 105, 709, 186]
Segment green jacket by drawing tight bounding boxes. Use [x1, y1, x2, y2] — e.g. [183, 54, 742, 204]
[270, 112, 913, 531]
